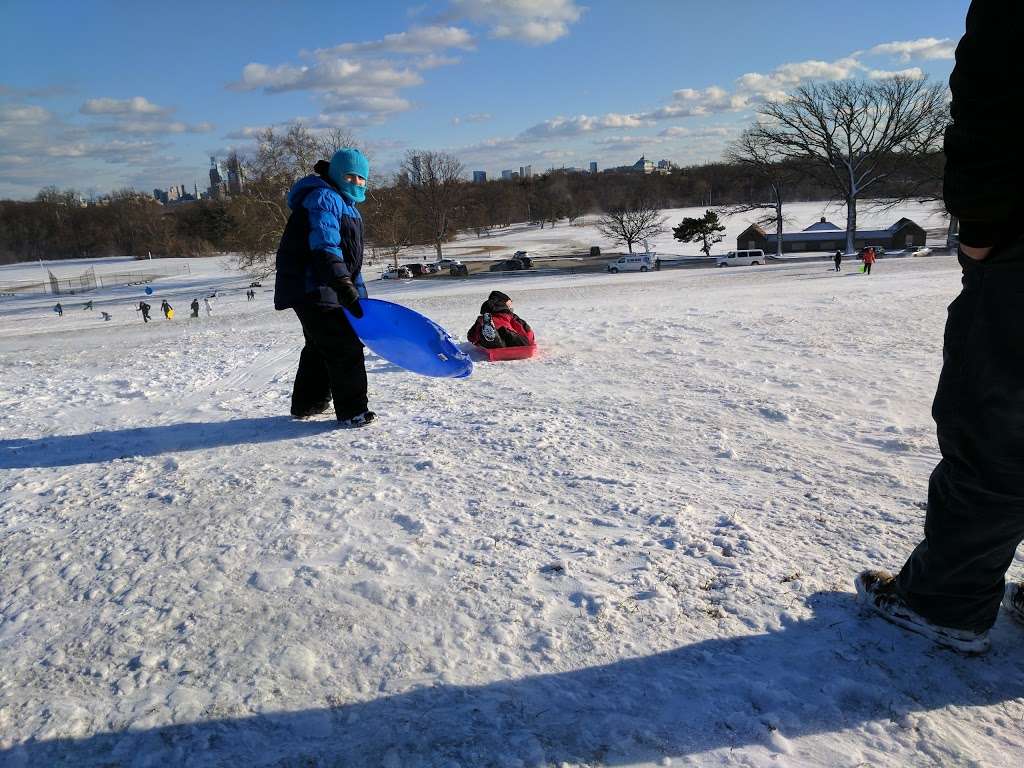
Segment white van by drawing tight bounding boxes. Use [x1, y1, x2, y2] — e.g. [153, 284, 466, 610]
[607, 254, 653, 273]
[716, 249, 764, 267]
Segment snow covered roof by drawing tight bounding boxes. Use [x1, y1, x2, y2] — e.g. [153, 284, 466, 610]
[803, 219, 841, 231]
[766, 228, 894, 242]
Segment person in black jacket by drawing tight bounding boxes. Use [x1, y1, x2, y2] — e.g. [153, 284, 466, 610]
[856, 0, 1024, 653]
[833, 250, 842, 272]
[274, 148, 375, 428]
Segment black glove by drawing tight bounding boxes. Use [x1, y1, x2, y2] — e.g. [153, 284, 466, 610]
[333, 278, 363, 318]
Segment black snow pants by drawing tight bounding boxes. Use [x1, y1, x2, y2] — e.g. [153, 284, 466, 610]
[291, 306, 367, 421]
[897, 238, 1024, 632]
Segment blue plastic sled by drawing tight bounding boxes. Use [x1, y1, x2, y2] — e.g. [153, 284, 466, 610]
[345, 298, 473, 378]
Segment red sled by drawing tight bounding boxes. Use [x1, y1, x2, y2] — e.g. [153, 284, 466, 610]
[478, 344, 537, 361]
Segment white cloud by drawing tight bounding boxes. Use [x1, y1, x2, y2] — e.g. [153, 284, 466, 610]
[0, 104, 52, 125]
[80, 96, 169, 116]
[92, 120, 215, 135]
[452, 112, 492, 125]
[449, 0, 584, 45]
[314, 26, 475, 57]
[869, 38, 956, 62]
[519, 112, 648, 140]
[868, 67, 925, 80]
[45, 139, 170, 164]
[415, 54, 463, 69]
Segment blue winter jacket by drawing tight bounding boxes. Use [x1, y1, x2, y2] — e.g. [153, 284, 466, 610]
[274, 174, 367, 311]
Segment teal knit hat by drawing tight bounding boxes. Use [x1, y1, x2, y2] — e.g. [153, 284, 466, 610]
[328, 148, 369, 203]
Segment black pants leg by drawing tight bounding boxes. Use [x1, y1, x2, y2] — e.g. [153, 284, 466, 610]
[291, 307, 368, 421]
[897, 242, 1024, 631]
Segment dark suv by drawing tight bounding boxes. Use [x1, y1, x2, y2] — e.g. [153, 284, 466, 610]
[489, 258, 524, 272]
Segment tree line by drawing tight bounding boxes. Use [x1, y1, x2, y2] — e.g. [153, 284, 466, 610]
[0, 76, 946, 267]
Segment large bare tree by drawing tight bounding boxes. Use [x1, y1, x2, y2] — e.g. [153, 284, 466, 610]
[401, 150, 465, 260]
[228, 123, 357, 273]
[754, 77, 947, 253]
[723, 129, 805, 259]
[595, 201, 668, 254]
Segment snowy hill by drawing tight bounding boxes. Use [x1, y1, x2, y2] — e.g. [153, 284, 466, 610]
[2, 225, 1023, 766]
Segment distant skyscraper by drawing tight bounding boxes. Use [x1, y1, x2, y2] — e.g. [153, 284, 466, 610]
[501, 170, 514, 180]
[519, 166, 525, 178]
[473, 170, 487, 184]
[226, 155, 244, 194]
[524, 165, 532, 178]
[589, 161, 598, 174]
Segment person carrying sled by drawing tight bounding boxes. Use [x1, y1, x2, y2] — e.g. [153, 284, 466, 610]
[834, 250, 843, 272]
[160, 299, 173, 319]
[274, 148, 375, 428]
[190, 298, 200, 318]
[467, 290, 535, 349]
[856, 0, 1024, 654]
[137, 301, 151, 323]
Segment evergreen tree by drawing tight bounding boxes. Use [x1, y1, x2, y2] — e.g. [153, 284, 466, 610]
[673, 210, 726, 256]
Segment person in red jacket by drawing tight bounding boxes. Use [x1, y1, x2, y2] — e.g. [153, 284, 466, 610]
[862, 247, 876, 275]
[468, 291, 535, 348]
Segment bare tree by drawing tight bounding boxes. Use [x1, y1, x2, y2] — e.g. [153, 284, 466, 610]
[595, 201, 668, 254]
[363, 177, 417, 268]
[722, 129, 804, 259]
[755, 77, 947, 253]
[401, 150, 465, 260]
[229, 122, 357, 272]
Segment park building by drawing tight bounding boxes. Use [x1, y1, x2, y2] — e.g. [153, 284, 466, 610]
[737, 216, 928, 253]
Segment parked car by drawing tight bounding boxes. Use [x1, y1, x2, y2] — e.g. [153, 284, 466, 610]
[435, 258, 463, 269]
[607, 254, 653, 273]
[450, 263, 469, 276]
[911, 246, 933, 257]
[512, 251, 533, 268]
[407, 263, 429, 276]
[715, 249, 764, 267]
[489, 258, 524, 272]
[423, 263, 439, 274]
[382, 265, 412, 279]
[589, 246, 602, 256]
[249, 281, 262, 288]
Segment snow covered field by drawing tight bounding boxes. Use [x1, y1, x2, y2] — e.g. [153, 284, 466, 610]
[390, 199, 952, 267]
[2, 245, 1024, 767]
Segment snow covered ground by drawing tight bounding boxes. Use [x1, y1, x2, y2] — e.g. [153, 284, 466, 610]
[389, 199, 952, 268]
[2, 242, 1024, 767]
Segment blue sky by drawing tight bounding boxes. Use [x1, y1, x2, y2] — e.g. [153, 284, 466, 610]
[0, 0, 969, 199]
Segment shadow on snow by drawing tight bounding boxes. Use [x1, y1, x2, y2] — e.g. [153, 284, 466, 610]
[4, 592, 1024, 766]
[0, 416, 338, 469]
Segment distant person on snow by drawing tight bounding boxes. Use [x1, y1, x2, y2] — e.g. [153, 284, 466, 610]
[101, 311, 112, 321]
[160, 299, 173, 319]
[54, 302, 63, 317]
[274, 148, 375, 428]
[82, 300, 93, 310]
[467, 291, 535, 349]
[856, 0, 1024, 654]
[834, 250, 843, 272]
[137, 301, 151, 323]
[203, 297, 213, 317]
[190, 298, 200, 318]
[862, 247, 876, 275]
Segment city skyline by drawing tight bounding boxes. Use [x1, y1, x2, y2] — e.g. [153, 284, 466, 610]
[0, 1, 967, 199]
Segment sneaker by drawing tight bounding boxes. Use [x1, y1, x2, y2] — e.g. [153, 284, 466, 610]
[338, 410, 376, 428]
[854, 569, 990, 654]
[1003, 583, 1024, 625]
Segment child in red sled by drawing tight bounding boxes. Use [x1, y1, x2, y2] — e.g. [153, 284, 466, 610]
[467, 291, 535, 349]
